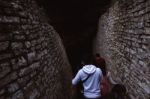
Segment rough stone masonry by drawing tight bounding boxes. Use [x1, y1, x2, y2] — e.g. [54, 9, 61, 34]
[0, 0, 72, 99]
[94, 0, 150, 99]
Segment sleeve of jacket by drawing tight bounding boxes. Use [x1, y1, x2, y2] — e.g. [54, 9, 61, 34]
[72, 70, 81, 85]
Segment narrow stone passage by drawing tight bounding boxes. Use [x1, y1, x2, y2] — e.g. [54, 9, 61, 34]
[0, 0, 150, 99]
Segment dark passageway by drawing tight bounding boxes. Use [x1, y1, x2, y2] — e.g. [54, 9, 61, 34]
[0, 0, 149, 99]
[37, 0, 111, 73]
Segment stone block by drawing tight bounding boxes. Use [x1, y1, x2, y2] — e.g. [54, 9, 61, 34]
[25, 41, 31, 48]
[11, 57, 27, 70]
[0, 62, 10, 78]
[0, 41, 9, 51]
[27, 52, 36, 63]
[35, 44, 41, 50]
[14, 35, 25, 40]
[139, 83, 150, 94]
[7, 82, 19, 93]
[19, 67, 31, 77]
[29, 89, 40, 99]
[0, 16, 20, 23]
[30, 62, 40, 69]
[21, 25, 29, 30]
[12, 90, 24, 99]
[31, 40, 37, 46]
[0, 72, 17, 88]
[11, 42, 23, 50]
[29, 33, 39, 39]
[18, 56, 27, 66]
[0, 53, 12, 60]
[17, 76, 30, 87]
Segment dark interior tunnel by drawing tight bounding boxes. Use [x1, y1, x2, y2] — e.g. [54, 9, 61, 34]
[36, 0, 111, 74]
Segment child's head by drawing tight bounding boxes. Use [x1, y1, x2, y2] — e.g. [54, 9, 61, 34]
[111, 84, 126, 99]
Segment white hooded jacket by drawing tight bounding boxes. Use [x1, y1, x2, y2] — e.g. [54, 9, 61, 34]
[72, 65, 103, 98]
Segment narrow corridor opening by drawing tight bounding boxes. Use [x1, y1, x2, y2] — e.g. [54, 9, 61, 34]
[37, 0, 111, 74]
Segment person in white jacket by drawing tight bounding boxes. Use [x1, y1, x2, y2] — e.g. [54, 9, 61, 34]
[72, 63, 103, 99]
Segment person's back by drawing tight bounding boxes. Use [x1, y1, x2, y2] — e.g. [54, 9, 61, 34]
[72, 64, 103, 99]
[94, 53, 106, 75]
[101, 76, 109, 97]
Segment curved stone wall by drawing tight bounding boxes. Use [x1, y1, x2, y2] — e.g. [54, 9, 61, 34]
[0, 0, 72, 99]
[94, 0, 150, 98]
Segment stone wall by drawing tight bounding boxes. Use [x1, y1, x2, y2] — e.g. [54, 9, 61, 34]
[94, 0, 150, 98]
[0, 0, 72, 99]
